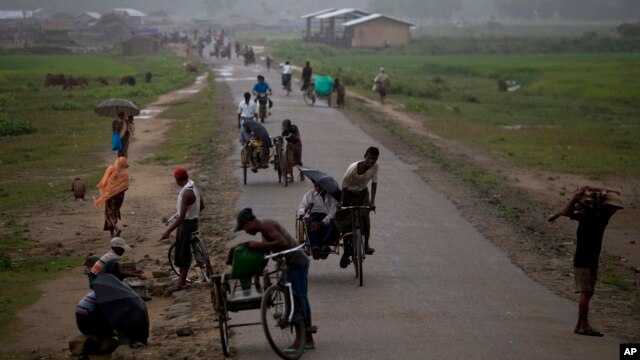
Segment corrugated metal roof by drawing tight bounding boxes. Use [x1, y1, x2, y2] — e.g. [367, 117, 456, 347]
[315, 8, 369, 19]
[85, 12, 102, 19]
[342, 13, 414, 27]
[300, 8, 336, 19]
[0, 10, 33, 20]
[113, 8, 146, 17]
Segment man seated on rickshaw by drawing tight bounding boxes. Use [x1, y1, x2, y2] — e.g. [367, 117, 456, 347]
[297, 181, 339, 260]
[241, 123, 271, 172]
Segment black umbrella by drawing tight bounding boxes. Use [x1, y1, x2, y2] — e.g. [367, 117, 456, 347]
[297, 166, 341, 201]
[92, 273, 149, 344]
[243, 120, 271, 147]
[94, 98, 140, 118]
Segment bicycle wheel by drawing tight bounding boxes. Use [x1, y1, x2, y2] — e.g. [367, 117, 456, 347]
[168, 243, 197, 283]
[261, 285, 306, 360]
[279, 146, 288, 187]
[193, 237, 212, 283]
[303, 90, 313, 106]
[355, 228, 364, 287]
[275, 145, 282, 184]
[241, 148, 248, 185]
[350, 235, 358, 278]
[212, 277, 231, 357]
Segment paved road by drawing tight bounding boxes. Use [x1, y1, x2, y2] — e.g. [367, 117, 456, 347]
[211, 56, 619, 359]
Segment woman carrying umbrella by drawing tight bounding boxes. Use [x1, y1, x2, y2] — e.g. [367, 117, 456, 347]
[94, 157, 129, 237]
[94, 98, 140, 158]
[282, 119, 304, 182]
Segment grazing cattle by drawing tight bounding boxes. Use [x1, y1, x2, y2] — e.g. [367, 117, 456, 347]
[144, 72, 152, 83]
[185, 62, 197, 73]
[97, 76, 109, 85]
[120, 76, 136, 86]
[44, 73, 66, 87]
[63, 76, 88, 90]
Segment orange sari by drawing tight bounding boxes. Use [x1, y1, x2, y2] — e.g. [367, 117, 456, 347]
[94, 157, 129, 208]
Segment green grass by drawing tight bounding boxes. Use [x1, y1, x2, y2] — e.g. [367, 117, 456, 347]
[0, 52, 219, 338]
[0, 51, 199, 212]
[271, 40, 640, 177]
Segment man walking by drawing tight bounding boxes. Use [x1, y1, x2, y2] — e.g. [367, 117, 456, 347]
[548, 186, 623, 337]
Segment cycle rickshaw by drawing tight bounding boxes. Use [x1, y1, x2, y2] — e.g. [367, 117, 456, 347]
[294, 166, 371, 287]
[211, 243, 308, 359]
[240, 120, 289, 186]
[303, 75, 333, 107]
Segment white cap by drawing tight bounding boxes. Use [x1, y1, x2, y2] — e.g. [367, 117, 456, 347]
[110, 237, 131, 250]
[380, 67, 385, 72]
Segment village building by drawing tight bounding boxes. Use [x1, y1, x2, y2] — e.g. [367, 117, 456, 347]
[300, 8, 413, 48]
[121, 35, 158, 55]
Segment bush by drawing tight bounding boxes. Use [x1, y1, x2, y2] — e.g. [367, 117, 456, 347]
[0, 113, 35, 136]
[52, 100, 84, 110]
[0, 251, 10, 271]
[462, 93, 480, 103]
[617, 22, 640, 39]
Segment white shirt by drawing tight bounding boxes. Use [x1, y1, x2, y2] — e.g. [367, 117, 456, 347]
[296, 189, 337, 225]
[177, 180, 201, 220]
[341, 162, 378, 192]
[237, 100, 257, 118]
[282, 64, 292, 75]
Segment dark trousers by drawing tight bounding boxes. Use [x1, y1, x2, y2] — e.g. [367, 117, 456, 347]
[306, 212, 339, 249]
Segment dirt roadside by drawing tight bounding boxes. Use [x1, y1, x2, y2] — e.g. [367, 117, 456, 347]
[343, 91, 640, 341]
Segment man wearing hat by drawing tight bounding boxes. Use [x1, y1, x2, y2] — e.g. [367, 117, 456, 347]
[548, 186, 623, 337]
[374, 67, 390, 105]
[88, 237, 146, 287]
[234, 208, 316, 351]
[161, 167, 205, 293]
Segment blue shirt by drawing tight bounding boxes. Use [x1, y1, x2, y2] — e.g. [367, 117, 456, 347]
[253, 82, 271, 95]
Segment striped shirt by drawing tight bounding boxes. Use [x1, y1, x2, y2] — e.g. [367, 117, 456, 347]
[90, 250, 119, 276]
[76, 291, 97, 315]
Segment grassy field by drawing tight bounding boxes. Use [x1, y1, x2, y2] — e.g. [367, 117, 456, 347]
[0, 51, 199, 211]
[270, 40, 640, 177]
[0, 51, 214, 335]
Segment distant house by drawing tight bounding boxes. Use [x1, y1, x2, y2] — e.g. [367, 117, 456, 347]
[342, 14, 413, 48]
[112, 8, 146, 26]
[121, 36, 157, 55]
[38, 20, 73, 43]
[300, 8, 413, 48]
[74, 12, 101, 30]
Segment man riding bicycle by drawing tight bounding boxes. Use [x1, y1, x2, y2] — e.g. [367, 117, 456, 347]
[335, 147, 379, 268]
[241, 122, 272, 172]
[237, 92, 257, 129]
[281, 61, 292, 90]
[252, 74, 273, 110]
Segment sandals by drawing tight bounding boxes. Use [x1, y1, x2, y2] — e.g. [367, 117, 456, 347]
[575, 328, 604, 337]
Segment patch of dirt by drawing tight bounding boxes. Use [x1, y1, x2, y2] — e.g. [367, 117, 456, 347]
[344, 92, 640, 341]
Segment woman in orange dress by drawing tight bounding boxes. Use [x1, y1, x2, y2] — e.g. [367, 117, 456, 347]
[94, 157, 130, 237]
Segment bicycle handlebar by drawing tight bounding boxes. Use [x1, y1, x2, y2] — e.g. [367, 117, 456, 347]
[339, 206, 372, 210]
[264, 243, 305, 260]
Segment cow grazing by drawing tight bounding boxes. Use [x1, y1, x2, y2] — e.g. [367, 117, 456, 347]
[44, 73, 66, 87]
[144, 72, 152, 83]
[120, 76, 136, 86]
[63, 76, 88, 90]
[97, 76, 109, 85]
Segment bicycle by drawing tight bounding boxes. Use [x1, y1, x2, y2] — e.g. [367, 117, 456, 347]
[272, 136, 289, 186]
[302, 82, 316, 106]
[282, 73, 292, 96]
[163, 214, 214, 284]
[338, 206, 371, 287]
[256, 94, 269, 123]
[261, 243, 307, 359]
[211, 244, 307, 359]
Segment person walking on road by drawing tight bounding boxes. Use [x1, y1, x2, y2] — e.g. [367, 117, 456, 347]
[237, 92, 257, 129]
[374, 67, 390, 105]
[94, 157, 129, 237]
[335, 147, 379, 268]
[281, 119, 304, 182]
[234, 208, 316, 351]
[548, 186, 623, 337]
[333, 78, 346, 109]
[301, 61, 313, 92]
[161, 167, 205, 293]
